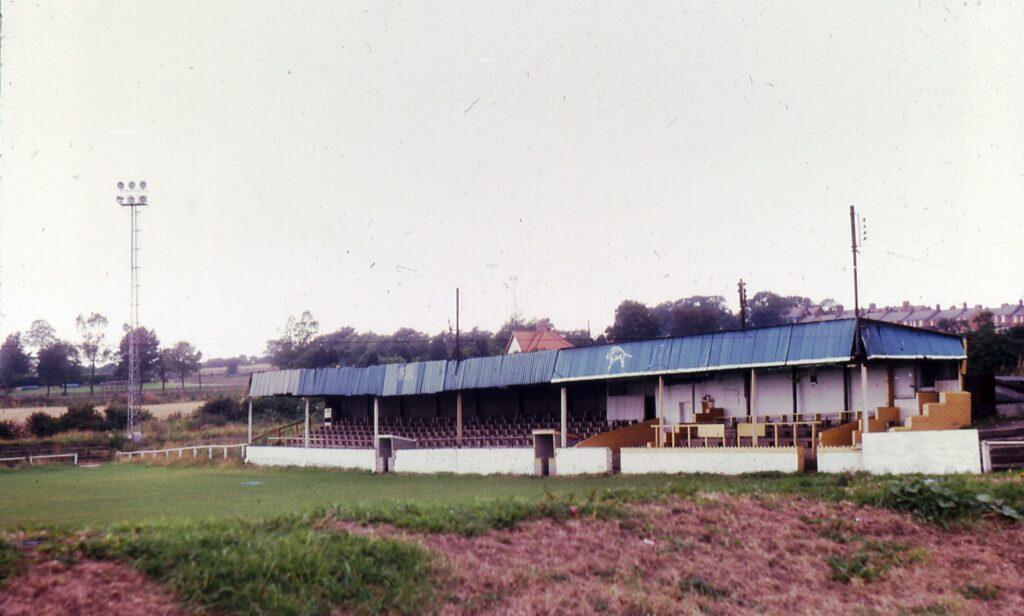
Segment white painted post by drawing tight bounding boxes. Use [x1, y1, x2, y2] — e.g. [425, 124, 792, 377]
[304, 398, 310, 449]
[208, 446, 213, 459]
[223, 446, 227, 459]
[73, 453, 78, 466]
[657, 376, 665, 447]
[750, 369, 758, 446]
[981, 441, 992, 473]
[560, 386, 568, 448]
[860, 363, 870, 438]
[373, 397, 380, 445]
[456, 392, 463, 447]
[247, 397, 253, 444]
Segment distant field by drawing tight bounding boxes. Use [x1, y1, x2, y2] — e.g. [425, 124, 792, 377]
[0, 401, 206, 424]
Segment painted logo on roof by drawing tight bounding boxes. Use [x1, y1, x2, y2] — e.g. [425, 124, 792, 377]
[606, 346, 633, 371]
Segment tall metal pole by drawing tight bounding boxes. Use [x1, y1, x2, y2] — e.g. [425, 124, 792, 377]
[118, 181, 147, 442]
[738, 279, 748, 330]
[454, 288, 460, 362]
[849, 205, 861, 320]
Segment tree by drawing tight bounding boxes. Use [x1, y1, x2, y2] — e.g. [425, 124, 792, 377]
[225, 357, 241, 376]
[25, 319, 58, 353]
[155, 348, 172, 392]
[748, 292, 811, 329]
[966, 313, 1022, 375]
[427, 334, 449, 360]
[265, 311, 319, 368]
[75, 312, 110, 394]
[166, 341, 203, 389]
[605, 300, 661, 342]
[654, 296, 736, 337]
[36, 341, 79, 395]
[0, 333, 32, 391]
[115, 327, 161, 389]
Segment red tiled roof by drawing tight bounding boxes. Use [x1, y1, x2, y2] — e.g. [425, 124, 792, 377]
[506, 329, 573, 353]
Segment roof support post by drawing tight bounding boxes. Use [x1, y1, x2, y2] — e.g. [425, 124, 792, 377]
[373, 397, 380, 447]
[560, 386, 568, 448]
[750, 369, 758, 446]
[657, 376, 664, 447]
[247, 397, 253, 444]
[791, 368, 798, 417]
[860, 363, 870, 438]
[886, 364, 895, 407]
[303, 398, 310, 449]
[456, 392, 463, 448]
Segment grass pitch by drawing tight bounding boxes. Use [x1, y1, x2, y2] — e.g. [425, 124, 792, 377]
[0, 463, 863, 528]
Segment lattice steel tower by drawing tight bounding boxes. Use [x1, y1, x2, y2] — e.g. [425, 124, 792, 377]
[117, 180, 148, 441]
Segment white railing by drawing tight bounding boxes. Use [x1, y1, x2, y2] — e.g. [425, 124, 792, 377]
[117, 443, 247, 461]
[981, 439, 1024, 473]
[0, 453, 78, 466]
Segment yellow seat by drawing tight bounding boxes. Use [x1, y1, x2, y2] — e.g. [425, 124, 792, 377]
[696, 424, 726, 447]
[736, 422, 766, 446]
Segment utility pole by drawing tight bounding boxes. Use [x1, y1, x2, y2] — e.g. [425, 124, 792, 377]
[117, 180, 148, 443]
[737, 279, 748, 330]
[454, 288, 461, 362]
[849, 205, 870, 439]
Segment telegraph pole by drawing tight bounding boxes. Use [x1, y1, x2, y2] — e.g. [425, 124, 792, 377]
[117, 180, 148, 442]
[849, 205, 870, 438]
[454, 288, 461, 362]
[737, 279, 748, 330]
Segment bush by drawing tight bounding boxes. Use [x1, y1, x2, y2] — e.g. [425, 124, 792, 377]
[26, 412, 60, 437]
[0, 420, 21, 440]
[103, 404, 153, 431]
[254, 397, 305, 423]
[865, 478, 1023, 526]
[59, 404, 107, 432]
[187, 397, 245, 428]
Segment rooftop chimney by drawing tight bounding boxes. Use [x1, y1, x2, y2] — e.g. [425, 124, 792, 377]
[868, 303, 877, 311]
[902, 300, 910, 309]
[962, 302, 967, 309]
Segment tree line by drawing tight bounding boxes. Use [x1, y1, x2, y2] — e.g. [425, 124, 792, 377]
[0, 314, 204, 394]
[264, 291, 834, 369]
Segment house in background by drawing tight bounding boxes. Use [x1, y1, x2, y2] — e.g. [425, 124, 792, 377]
[794, 300, 1024, 332]
[505, 320, 574, 354]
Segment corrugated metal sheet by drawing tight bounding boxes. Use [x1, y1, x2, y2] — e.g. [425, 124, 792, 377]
[552, 320, 858, 382]
[862, 322, 965, 359]
[249, 319, 964, 396]
[787, 320, 856, 364]
[248, 369, 303, 397]
[382, 360, 449, 396]
[444, 350, 558, 391]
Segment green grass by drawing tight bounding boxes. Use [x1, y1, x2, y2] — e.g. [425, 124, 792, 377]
[0, 465, 869, 529]
[0, 538, 21, 584]
[77, 515, 433, 615]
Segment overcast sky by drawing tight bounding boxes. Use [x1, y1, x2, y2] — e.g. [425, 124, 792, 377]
[1, 1, 1022, 358]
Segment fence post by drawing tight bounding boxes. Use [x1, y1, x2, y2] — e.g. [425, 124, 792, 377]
[29, 455, 34, 466]
[981, 441, 992, 473]
[223, 446, 228, 459]
[74, 453, 78, 466]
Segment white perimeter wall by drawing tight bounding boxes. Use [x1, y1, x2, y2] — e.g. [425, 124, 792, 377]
[620, 447, 802, 475]
[861, 430, 981, 475]
[817, 448, 864, 473]
[556, 447, 612, 475]
[394, 448, 535, 475]
[245, 446, 375, 471]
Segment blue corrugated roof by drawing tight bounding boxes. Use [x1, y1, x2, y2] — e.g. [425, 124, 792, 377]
[862, 321, 965, 359]
[444, 350, 558, 391]
[249, 319, 964, 396]
[552, 320, 862, 382]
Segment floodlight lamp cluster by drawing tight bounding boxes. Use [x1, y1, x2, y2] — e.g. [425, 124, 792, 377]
[116, 180, 148, 206]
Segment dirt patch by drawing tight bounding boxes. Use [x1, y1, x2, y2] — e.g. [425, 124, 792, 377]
[0, 559, 186, 616]
[334, 496, 1024, 615]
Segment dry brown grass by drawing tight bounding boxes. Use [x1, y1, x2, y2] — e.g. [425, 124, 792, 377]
[0, 559, 185, 616]
[337, 495, 1024, 615]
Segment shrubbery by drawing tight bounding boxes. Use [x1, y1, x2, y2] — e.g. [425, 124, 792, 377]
[27, 412, 61, 437]
[23, 404, 154, 438]
[188, 396, 304, 428]
[0, 419, 21, 440]
[865, 478, 1023, 526]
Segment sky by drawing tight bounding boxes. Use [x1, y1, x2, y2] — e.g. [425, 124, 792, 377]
[1, 0, 1022, 358]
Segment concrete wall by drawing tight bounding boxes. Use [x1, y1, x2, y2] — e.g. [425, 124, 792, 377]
[817, 447, 864, 473]
[245, 446, 375, 471]
[861, 430, 981, 475]
[394, 447, 535, 475]
[619, 447, 802, 475]
[556, 447, 612, 475]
